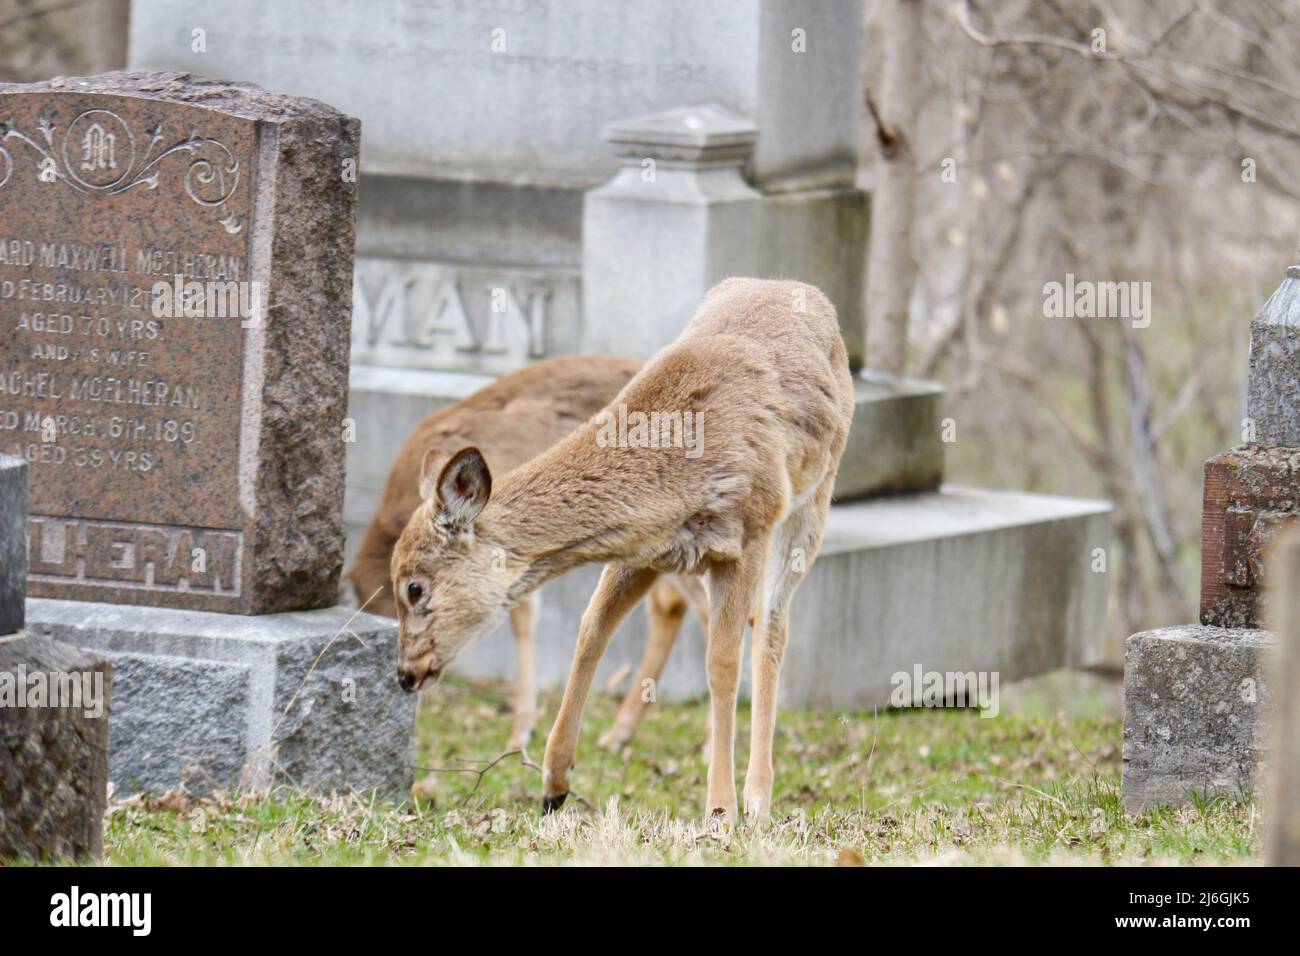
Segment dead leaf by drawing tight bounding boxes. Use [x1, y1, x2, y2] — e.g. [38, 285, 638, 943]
[155, 788, 191, 812]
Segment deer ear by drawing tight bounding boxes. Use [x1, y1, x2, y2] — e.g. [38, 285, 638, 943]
[433, 447, 492, 529]
[418, 448, 449, 502]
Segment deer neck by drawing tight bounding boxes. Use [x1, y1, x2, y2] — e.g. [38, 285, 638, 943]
[482, 444, 647, 603]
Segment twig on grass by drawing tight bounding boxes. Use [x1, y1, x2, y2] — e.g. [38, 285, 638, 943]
[409, 747, 596, 813]
[991, 777, 1070, 810]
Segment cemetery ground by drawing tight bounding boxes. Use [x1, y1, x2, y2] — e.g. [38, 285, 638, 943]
[96, 676, 1258, 867]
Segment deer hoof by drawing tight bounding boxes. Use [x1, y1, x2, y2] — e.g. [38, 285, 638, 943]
[597, 727, 630, 752]
[542, 792, 568, 815]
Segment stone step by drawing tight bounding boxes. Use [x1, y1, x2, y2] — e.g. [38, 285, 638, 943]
[346, 486, 1110, 709]
[836, 373, 943, 500]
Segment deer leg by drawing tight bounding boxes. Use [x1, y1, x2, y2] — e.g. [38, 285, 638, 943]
[669, 574, 714, 764]
[743, 603, 790, 825]
[675, 573, 710, 634]
[599, 578, 688, 752]
[507, 590, 541, 749]
[744, 479, 832, 825]
[704, 546, 766, 825]
[542, 563, 658, 812]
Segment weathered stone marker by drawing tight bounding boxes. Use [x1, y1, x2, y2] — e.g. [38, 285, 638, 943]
[1198, 264, 1300, 627]
[1124, 253, 1300, 813]
[1267, 528, 1300, 865]
[5, 73, 416, 798]
[1122, 624, 1272, 812]
[1, 453, 111, 862]
[1, 72, 354, 614]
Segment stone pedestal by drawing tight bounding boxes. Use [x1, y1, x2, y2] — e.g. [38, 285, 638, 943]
[1122, 625, 1273, 813]
[582, 105, 766, 357]
[581, 104, 867, 367]
[24, 599, 415, 798]
[582, 104, 941, 502]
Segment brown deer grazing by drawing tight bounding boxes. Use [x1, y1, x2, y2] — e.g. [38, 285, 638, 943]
[344, 355, 705, 749]
[391, 279, 853, 823]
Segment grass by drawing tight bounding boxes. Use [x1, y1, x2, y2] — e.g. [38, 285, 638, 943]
[96, 674, 1262, 866]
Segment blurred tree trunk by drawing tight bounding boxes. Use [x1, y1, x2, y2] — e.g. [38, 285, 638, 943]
[0, 0, 130, 82]
[865, 0, 924, 376]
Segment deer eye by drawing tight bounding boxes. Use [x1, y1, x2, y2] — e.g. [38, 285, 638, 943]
[406, 580, 424, 605]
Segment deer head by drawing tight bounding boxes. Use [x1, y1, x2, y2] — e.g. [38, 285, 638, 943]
[390, 447, 515, 692]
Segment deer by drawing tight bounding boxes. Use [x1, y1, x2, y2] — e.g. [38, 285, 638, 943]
[343, 355, 706, 750]
[390, 278, 854, 824]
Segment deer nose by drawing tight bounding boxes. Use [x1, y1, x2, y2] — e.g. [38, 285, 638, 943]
[397, 669, 417, 692]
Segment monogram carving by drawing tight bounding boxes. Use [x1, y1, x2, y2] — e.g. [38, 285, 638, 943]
[0, 108, 243, 233]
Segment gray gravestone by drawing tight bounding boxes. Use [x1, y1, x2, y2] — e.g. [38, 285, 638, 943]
[1, 451, 111, 861]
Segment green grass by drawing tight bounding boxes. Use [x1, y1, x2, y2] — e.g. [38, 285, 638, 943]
[98, 676, 1260, 866]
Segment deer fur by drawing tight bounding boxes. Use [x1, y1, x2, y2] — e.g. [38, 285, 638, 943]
[392, 278, 854, 823]
[344, 355, 703, 749]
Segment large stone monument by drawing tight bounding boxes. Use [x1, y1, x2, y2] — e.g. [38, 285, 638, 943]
[1, 453, 111, 861]
[1122, 256, 1300, 812]
[127, 5, 1109, 705]
[125, 1, 914, 532]
[2, 73, 415, 797]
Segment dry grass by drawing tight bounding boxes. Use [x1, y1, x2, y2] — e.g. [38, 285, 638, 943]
[95, 674, 1261, 866]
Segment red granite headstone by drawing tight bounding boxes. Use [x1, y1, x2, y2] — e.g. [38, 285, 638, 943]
[0, 73, 359, 613]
